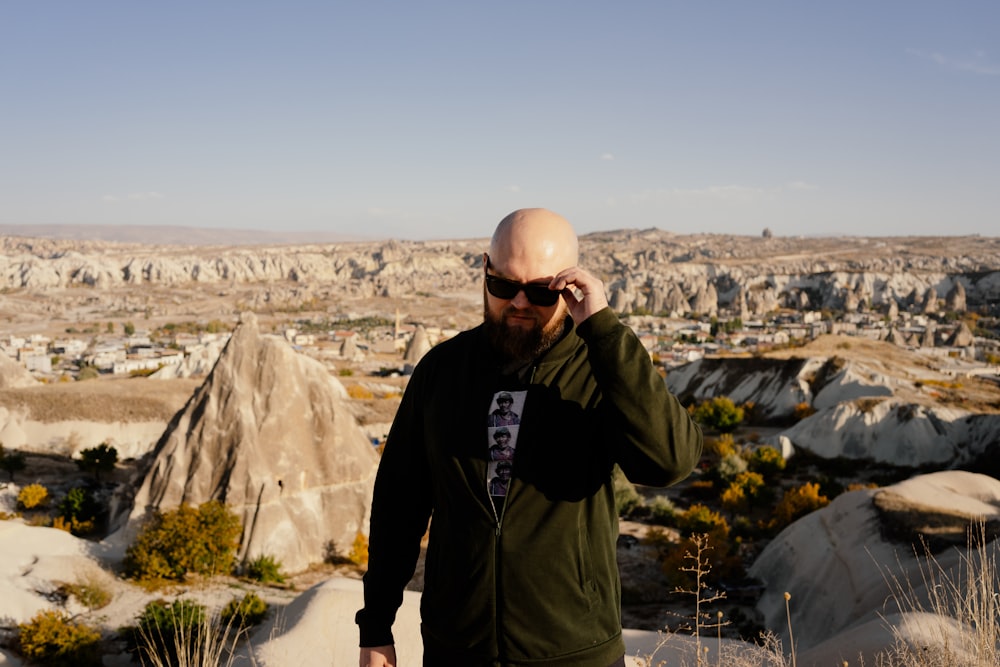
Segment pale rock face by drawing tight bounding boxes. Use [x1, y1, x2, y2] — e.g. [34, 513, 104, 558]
[780, 400, 1000, 467]
[115, 312, 379, 573]
[749, 471, 1000, 665]
[665, 356, 822, 420]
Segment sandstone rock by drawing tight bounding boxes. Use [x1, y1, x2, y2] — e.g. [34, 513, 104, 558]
[403, 325, 431, 366]
[946, 321, 975, 347]
[665, 356, 820, 420]
[945, 279, 967, 312]
[115, 312, 379, 573]
[0, 350, 39, 389]
[779, 400, 1000, 467]
[749, 471, 1000, 665]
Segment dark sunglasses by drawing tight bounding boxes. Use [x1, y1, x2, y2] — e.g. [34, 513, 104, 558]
[484, 256, 562, 307]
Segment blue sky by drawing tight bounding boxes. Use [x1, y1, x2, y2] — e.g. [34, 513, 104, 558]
[3, 1, 998, 240]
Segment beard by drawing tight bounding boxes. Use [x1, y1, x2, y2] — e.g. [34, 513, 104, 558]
[484, 295, 568, 363]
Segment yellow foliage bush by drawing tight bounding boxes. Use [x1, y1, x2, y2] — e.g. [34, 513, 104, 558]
[349, 531, 369, 566]
[124, 500, 242, 583]
[793, 402, 817, 421]
[17, 483, 49, 509]
[17, 610, 102, 666]
[769, 482, 830, 532]
[347, 384, 375, 399]
[704, 433, 737, 458]
[676, 503, 730, 539]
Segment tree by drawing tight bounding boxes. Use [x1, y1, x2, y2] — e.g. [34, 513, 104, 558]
[76, 443, 118, 482]
[123, 321, 135, 336]
[0, 443, 27, 482]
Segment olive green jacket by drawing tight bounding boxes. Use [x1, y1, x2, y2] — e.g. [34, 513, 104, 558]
[356, 308, 703, 666]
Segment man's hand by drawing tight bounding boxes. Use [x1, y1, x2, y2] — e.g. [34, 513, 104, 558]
[550, 266, 609, 324]
[360, 645, 396, 667]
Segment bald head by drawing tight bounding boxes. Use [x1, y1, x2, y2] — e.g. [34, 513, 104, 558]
[488, 208, 579, 280]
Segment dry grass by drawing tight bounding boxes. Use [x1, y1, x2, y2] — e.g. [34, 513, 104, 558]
[875, 521, 1000, 666]
[0, 376, 200, 423]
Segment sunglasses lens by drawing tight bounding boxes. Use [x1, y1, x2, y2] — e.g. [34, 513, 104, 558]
[486, 274, 560, 306]
[523, 284, 560, 306]
[485, 275, 520, 300]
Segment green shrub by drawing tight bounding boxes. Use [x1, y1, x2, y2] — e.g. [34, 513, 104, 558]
[646, 495, 676, 526]
[17, 609, 102, 667]
[17, 483, 49, 509]
[220, 592, 269, 627]
[76, 366, 100, 381]
[134, 598, 206, 663]
[56, 487, 101, 536]
[124, 500, 242, 582]
[245, 554, 286, 585]
[691, 396, 744, 433]
[748, 445, 786, 479]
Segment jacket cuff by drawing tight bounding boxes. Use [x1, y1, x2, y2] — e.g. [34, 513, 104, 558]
[355, 608, 395, 647]
[574, 306, 619, 341]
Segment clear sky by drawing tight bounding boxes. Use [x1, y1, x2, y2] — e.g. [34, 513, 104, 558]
[3, 1, 998, 240]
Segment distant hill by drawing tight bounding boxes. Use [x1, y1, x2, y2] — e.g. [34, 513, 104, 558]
[0, 223, 368, 246]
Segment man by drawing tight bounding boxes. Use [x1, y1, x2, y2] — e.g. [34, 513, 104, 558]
[488, 427, 515, 462]
[357, 208, 703, 667]
[486, 392, 520, 426]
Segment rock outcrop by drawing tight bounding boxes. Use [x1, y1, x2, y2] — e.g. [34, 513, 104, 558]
[115, 312, 379, 573]
[668, 335, 1000, 466]
[777, 400, 1000, 467]
[2, 231, 999, 319]
[0, 350, 39, 389]
[749, 471, 1000, 666]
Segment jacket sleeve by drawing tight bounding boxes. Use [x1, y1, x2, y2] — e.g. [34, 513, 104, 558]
[355, 364, 434, 647]
[576, 307, 703, 486]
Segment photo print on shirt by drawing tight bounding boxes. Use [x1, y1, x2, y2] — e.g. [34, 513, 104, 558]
[486, 390, 527, 502]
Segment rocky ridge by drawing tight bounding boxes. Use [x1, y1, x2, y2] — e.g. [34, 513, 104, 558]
[3, 231, 999, 320]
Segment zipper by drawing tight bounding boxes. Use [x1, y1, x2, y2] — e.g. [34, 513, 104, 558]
[493, 361, 536, 666]
[493, 484, 506, 663]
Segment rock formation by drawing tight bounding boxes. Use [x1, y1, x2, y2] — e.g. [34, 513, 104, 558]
[945, 280, 967, 312]
[0, 350, 39, 389]
[749, 471, 1000, 665]
[114, 312, 379, 572]
[402, 324, 431, 374]
[3, 231, 997, 320]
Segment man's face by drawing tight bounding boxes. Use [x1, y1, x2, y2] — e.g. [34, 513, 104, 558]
[497, 399, 512, 414]
[483, 257, 569, 362]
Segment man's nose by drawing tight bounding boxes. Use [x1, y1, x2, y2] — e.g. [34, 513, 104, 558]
[509, 289, 532, 308]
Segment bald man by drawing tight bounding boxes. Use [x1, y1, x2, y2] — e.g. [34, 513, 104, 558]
[357, 209, 703, 667]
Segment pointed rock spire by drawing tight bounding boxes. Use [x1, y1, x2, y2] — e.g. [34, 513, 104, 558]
[115, 312, 379, 573]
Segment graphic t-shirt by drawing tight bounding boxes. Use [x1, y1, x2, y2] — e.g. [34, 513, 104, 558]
[486, 390, 527, 513]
